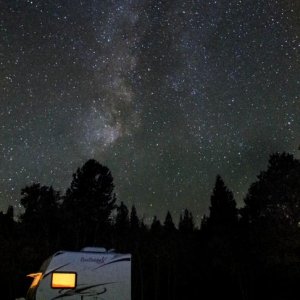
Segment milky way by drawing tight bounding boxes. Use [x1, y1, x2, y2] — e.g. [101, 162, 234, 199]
[0, 0, 299, 223]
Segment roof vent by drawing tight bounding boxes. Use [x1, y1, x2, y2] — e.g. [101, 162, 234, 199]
[81, 247, 107, 253]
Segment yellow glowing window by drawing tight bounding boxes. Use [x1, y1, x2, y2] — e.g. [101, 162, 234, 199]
[51, 272, 77, 289]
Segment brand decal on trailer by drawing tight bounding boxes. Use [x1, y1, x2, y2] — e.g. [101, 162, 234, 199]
[80, 256, 107, 264]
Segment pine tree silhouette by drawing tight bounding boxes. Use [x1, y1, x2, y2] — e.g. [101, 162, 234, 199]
[208, 175, 238, 232]
[179, 209, 195, 233]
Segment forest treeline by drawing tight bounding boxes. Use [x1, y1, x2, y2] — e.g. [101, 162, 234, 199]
[1, 152, 300, 299]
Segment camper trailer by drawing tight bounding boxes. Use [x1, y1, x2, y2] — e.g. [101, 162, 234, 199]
[26, 247, 131, 300]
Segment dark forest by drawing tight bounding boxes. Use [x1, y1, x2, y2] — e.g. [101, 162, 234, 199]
[1, 152, 300, 300]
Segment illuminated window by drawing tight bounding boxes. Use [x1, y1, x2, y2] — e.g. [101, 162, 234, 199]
[51, 272, 77, 289]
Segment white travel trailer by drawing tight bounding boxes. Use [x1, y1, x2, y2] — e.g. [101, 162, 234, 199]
[26, 247, 131, 300]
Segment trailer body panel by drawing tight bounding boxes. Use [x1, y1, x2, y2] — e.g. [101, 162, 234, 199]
[27, 248, 131, 300]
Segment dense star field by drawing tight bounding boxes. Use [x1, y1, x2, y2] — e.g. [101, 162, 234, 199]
[0, 0, 299, 222]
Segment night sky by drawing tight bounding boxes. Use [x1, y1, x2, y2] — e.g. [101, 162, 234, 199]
[1, 0, 299, 223]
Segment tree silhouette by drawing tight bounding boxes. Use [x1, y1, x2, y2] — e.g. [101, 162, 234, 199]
[6, 205, 14, 221]
[0, 206, 18, 300]
[178, 209, 194, 234]
[0, 206, 15, 239]
[114, 202, 130, 251]
[150, 216, 162, 234]
[240, 153, 300, 299]
[20, 184, 61, 247]
[243, 152, 300, 226]
[163, 211, 176, 232]
[202, 176, 240, 300]
[115, 202, 130, 231]
[130, 205, 140, 232]
[115, 202, 129, 232]
[21, 184, 60, 221]
[62, 159, 116, 247]
[207, 175, 238, 232]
